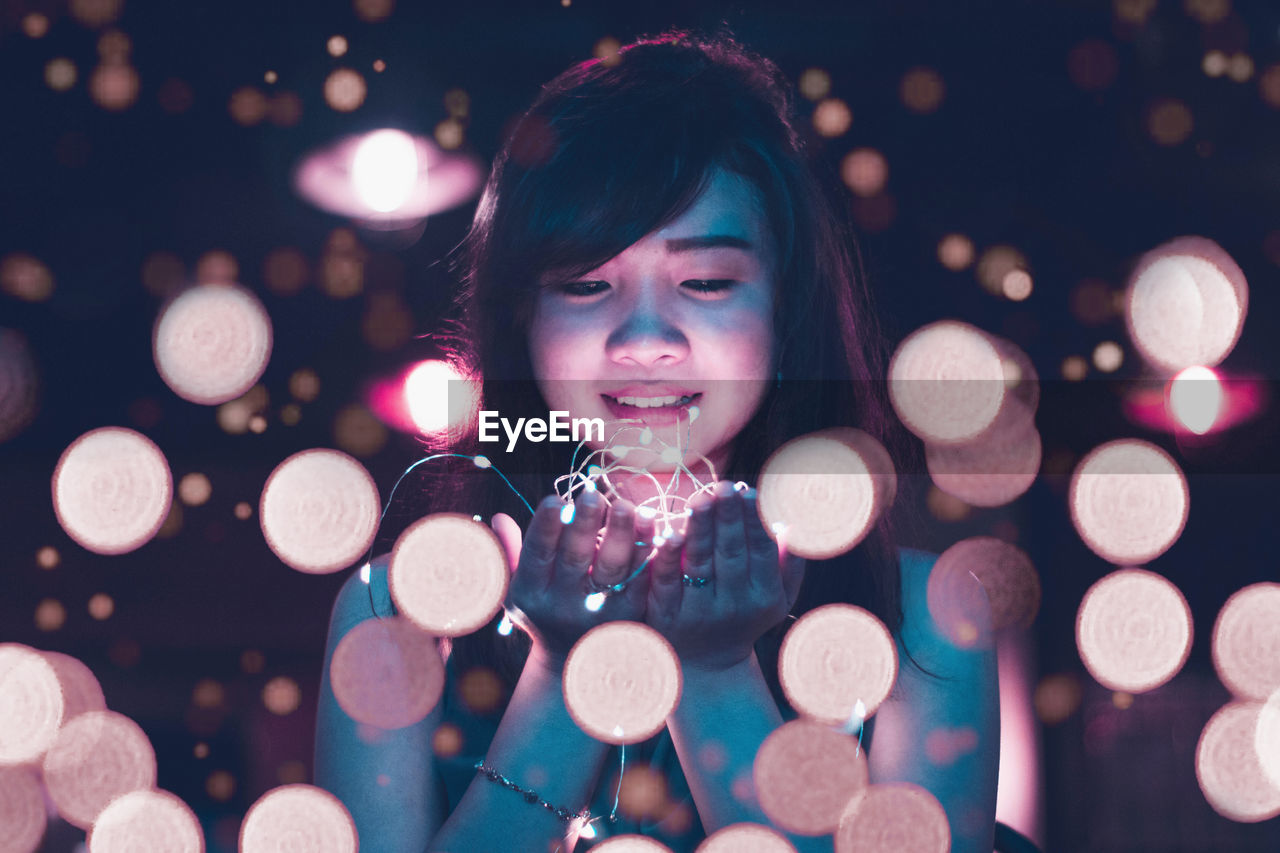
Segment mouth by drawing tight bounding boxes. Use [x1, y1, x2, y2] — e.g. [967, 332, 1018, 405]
[600, 392, 702, 423]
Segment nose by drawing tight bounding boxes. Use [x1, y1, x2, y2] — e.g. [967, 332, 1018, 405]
[605, 285, 690, 369]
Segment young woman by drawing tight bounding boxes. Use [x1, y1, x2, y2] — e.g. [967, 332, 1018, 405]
[315, 29, 999, 853]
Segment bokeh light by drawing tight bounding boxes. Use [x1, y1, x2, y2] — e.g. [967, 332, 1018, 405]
[36, 545, 60, 569]
[331, 617, 445, 729]
[46, 58, 78, 91]
[1069, 439, 1188, 565]
[778, 604, 897, 725]
[889, 321, 1006, 444]
[0, 644, 65, 764]
[42, 710, 158, 829]
[813, 98, 853, 137]
[1033, 673, 1083, 725]
[388, 513, 509, 637]
[937, 234, 975, 271]
[1147, 98, 1194, 145]
[1125, 238, 1248, 371]
[178, 472, 212, 506]
[333, 403, 389, 457]
[840, 148, 887, 197]
[900, 67, 945, 113]
[239, 784, 357, 853]
[931, 537, 1040, 635]
[259, 449, 381, 574]
[0, 765, 47, 853]
[1168, 366, 1223, 434]
[753, 719, 868, 835]
[562, 622, 682, 745]
[798, 68, 832, 101]
[323, 69, 367, 112]
[757, 428, 896, 560]
[88, 592, 114, 620]
[87, 788, 206, 853]
[52, 427, 173, 555]
[327, 35, 348, 57]
[1212, 583, 1280, 701]
[1092, 341, 1124, 372]
[153, 283, 273, 405]
[835, 783, 950, 853]
[89, 62, 140, 110]
[254, 679, 297, 718]
[1076, 568, 1193, 693]
[401, 359, 482, 437]
[0, 253, 54, 301]
[35, 598, 67, 631]
[1195, 701, 1280, 822]
[697, 823, 797, 852]
[976, 245, 1027, 296]
[1067, 39, 1118, 91]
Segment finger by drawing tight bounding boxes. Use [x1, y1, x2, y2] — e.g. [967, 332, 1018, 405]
[512, 495, 565, 597]
[553, 487, 607, 584]
[490, 512, 523, 574]
[647, 530, 685, 622]
[591, 499, 636, 587]
[776, 525, 807, 611]
[683, 491, 716, 583]
[712, 481, 749, 587]
[741, 487, 783, 597]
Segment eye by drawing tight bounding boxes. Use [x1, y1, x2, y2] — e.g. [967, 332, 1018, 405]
[556, 280, 609, 297]
[682, 279, 739, 294]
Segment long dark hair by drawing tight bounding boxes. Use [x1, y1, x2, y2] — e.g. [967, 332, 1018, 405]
[383, 26, 923, 699]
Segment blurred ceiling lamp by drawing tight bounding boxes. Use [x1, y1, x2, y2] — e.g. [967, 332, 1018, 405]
[293, 127, 484, 230]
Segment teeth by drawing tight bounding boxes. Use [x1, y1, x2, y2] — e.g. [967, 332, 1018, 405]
[611, 394, 694, 408]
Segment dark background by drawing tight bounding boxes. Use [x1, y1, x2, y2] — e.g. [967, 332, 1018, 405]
[2, 0, 1279, 850]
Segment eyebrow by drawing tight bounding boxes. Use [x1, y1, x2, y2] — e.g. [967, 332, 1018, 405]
[663, 235, 755, 254]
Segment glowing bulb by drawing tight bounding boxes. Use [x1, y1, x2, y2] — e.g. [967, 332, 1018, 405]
[637, 506, 657, 520]
[585, 592, 606, 612]
[1169, 366, 1223, 434]
[653, 534, 666, 547]
[609, 446, 631, 459]
[359, 563, 371, 584]
[473, 455, 491, 469]
[497, 613, 513, 635]
[854, 698, 867, 718]
[660, 447, 681, 464]
[560, 503, 575, 524]
[472, 514, 482, 522]
[583, 479, 597, 492]
[351, 129, 419, 213]
[403, 359, 475, 434]
[579, 823, 597, 839]
[639, 427, 653, 445]
[587, 465, 602, 477]
[687, 405, 700, 422]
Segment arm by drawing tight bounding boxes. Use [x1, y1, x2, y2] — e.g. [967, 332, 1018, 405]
[667, 653, 831, 852]
[314, 557, 445, 853]
[648, 482, 828, 849]
[867, 548, 1001, 853]
[430, 649, 612, 853]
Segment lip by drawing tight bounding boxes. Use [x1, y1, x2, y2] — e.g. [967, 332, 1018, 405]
[601, 385, 701, 398]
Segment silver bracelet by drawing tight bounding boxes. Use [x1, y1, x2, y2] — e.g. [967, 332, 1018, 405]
[474, 759, 591, 824]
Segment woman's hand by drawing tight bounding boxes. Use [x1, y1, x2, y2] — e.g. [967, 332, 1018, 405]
[646, 481, 806, 672]
[490, 490, 654, 672]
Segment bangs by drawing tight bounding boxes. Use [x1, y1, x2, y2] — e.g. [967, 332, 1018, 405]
[488, 39, 792, 293]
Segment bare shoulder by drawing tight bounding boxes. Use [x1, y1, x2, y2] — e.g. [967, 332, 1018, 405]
[890, 546, 995, 693]
[328, 553, 397, 638]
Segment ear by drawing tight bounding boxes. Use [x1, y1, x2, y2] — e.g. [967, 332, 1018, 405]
[490, 512, 523, 574]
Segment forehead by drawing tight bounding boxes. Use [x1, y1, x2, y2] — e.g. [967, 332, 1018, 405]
[658, 168, 770, 242]
[612, 167, 775, 265]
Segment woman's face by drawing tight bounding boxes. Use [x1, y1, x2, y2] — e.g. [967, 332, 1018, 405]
[528, 167, 778, 475]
